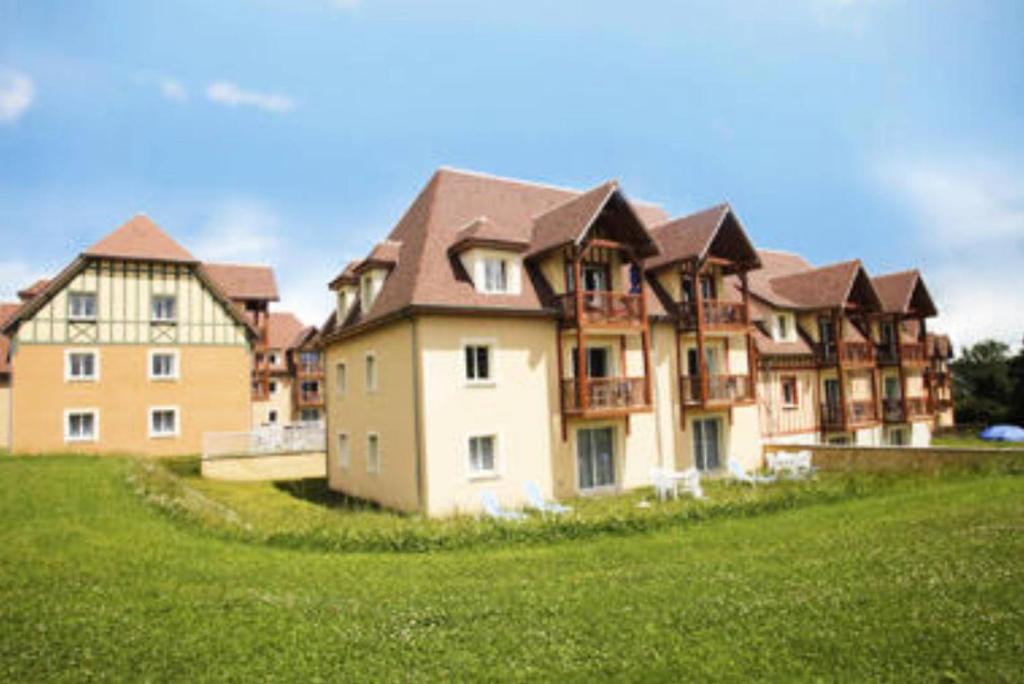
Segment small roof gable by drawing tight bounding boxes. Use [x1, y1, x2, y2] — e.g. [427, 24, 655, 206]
[17, 279, 49, 301]
[769, 260, 882, 311]
[329, 261, 361, 290]
[353, 240, 402, 275]
[448, 216, 530, 255]
[528, 181, 619, 256]
[203, 263, 279, 302]
[927, 333, 953, 359]
[84, 215, 197, 263]
[873, 269, 937, 317]
[646, 203, 761, 272]
[266, 312, 308, 350]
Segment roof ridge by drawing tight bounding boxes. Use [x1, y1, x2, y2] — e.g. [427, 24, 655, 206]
[528, 179, 618, 221]
[204, 261, 274, 269]
[650, 202, 729, 232]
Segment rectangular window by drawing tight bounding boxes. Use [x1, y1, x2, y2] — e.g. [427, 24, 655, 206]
[151, 295, 176, 322]
[366, 433, 380, 474]
[775, 314, 790, 341]
[365, 354, 378, 393]
[464, 345, 491, 382]
[888, 428, 906, 446]
[468, 435, 497, 477]
[65, 410, 98, 443]
[338, 433, 351, 469]
[269, 380, 278, 395]
[361, 275, 375, 308]
[65, 350, 98, 381]
[149, 350, 178, 380]
[781, 376, 799, 407]
[336, 362, 347, 395]
[268, 410, 278, 424]
[483, 258, 508, 293]
[300, 409, 320, 422]
[149, 407, 179, 438]
[68, 293, 97, 321]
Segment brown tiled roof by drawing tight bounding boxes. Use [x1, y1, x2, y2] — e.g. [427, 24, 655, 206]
[329, 261, 361, 289]
[872, 269, 937, 317]
[0, 302, 20, 374]
[203, 263, 279, 302]
[266, 312, 307, 351]
[753, 325, 814, 357]
[927, 333, 953, 359]
[448, 217, 530, 255]
[17, 279, 49, 301]
[354, 240, 402, 275]
[83, 215, 197, 263]
[646, 204, 728, 271]
[324, 168, 670, 335]
[742, 250, 816, 308]
[528, 181, 619, 256]
[768, 260, 874, 310]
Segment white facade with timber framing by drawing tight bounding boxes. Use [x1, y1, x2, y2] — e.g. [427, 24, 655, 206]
[318, 168, 956, 516]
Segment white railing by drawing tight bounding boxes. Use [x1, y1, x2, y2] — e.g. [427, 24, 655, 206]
[203, 422, 326, 460]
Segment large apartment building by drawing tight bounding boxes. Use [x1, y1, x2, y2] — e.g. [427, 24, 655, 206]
[0, 215, 316, 455]
[319, 168, 957, 516]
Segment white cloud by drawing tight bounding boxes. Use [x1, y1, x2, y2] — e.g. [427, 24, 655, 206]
[0, 260, 45, 301]
[206, 81, 296, 114]
[879, 158, 1024, 351]
[192, 199, 333, 324]
[159, 78, 188, 102]
[0, 69, 35, 124]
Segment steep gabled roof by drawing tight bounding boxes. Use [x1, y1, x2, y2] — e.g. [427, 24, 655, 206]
[0, 302, 20, 374]
[765, 260, 881, 312]
[266, 312, 307, 350]
[329, 261, 361, 289]
[322, 168, 670, 336]
[204, 263, 280, 302]
[84, 215, 197, 263]
[448, 216, 530, 255]
[872, 269, 937, 317]
[353, 240, 402, 275]
[17, 279, 49, 301]
[646, 203, 761, 272]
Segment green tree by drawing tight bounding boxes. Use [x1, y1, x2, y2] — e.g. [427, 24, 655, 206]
[951, 340, 1014, 425]
[1009, 346, 1024, 424]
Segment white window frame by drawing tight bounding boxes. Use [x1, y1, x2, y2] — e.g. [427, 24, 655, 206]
[463, 338, 496, 386]
[482, 257, 509, 293]
[774, 312, 795, 342]
[466, 433, 500, 480]
[68, 292, 98, 322]
[366, 432, 381, 475]
[147, 349, 180, 381]
[151, 294, 177, 323]
[64, 348, 100, 382]
[148, 406, 180, 439]
[365, 352, 378, 393]
[64, 408, 99, 443]
[336, 361, 348, 396]
[338, 432, 351, 470]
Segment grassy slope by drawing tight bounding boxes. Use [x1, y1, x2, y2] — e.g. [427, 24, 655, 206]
[932, 433, 1024, 449]
[0, 457, 1022, 682]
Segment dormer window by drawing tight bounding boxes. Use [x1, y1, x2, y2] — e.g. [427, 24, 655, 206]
[483, 258, 509, 293]
[773, 313, 796, 342]
[361, 274, 377, 309]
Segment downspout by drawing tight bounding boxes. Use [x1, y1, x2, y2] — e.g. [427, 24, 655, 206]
[410, 316, 426, 513]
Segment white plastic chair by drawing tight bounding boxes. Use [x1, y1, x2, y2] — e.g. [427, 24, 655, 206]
[481, 491, 526, 521]
[728, 459, 777, 486]
[523, 481, 571, 515]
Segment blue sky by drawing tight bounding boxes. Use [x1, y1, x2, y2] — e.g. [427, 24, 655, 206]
[1, 0, 1022, 347]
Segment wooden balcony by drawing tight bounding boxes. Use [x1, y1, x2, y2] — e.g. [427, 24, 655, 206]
[556, 291, 644, 328]
[297, 362, 324, 378]
[296, 389, 324, 407]
[882, 398, 904, 423]
[814, 341, 875, 367]
[561, 377, 649, 416]
[877, 343, 928, 367]
[677, 300, 748, 332]
[821, 399, 878, 431]
[680, 374, 754, 406]
[906, 396, 930, 419]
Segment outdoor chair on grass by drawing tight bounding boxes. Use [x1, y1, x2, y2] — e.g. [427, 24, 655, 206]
[523, 481, 571, 515]
[481, 491, 526, 521]
[728, 459, 777, 486]
[650, 467, 705, 501]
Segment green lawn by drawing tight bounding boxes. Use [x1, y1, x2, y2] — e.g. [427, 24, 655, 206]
[1, 457, 1022, 681]
[933, 432, 1024, 449]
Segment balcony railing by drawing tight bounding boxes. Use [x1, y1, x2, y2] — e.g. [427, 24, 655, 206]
[562, 377, 648, 413]
[814, 341, 874, 366]
[557, 291, 644, 326]
[677, 300, 747, 330]
[297, 362, 324, 377]
[297, 389, 323, 406]
[878, 342, 928, 366]
[821, 399, 878, 430]
[680, 374, 753, 405]
[882, 398, 904, 423]
[906, 396, 929, 418]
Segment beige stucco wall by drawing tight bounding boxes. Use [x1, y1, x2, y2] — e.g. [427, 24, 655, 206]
[11, 345, 250, 456]
[757, 367, 818, 439]
[252, 376, 293, 428]
[324, 319, 421, 513]
[0, 380, 10, 450]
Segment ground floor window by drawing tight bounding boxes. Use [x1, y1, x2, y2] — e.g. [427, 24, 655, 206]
[338, 433, 350, 470]
[65, 409, 98, 443]
[366, 433, 380, 474]
[827, 435, 850, 445]
[887, 427, 907, 446]
[692, 418, 723, 471]
[300, 409, 320, 422]
[149, 407, 179, 438]
[468, 435, 497, 478]
[577, 427, 615, 491]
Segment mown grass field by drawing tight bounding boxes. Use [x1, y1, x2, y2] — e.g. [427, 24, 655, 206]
[1, 456, 1022, 681]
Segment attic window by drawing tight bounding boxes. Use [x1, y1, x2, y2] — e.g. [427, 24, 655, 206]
[774, 313, 795, 343]
[361, 274, 379, 310]
[483, 258, 509, 293]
